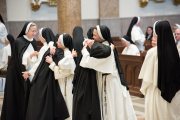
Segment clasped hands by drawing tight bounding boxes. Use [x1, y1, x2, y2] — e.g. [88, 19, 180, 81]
[83, 39, 115, 50]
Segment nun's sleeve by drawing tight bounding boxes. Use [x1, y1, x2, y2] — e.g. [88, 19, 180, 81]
[80, 48, 114, 73]
[139, 48, 158, 95]
[83, 38, 89, 46]
[49, 58, 75, 79]
[22, 52, 37, 69]
[48, 41, 54, 47]
[131, 27, 145, 45]
[49, 52, 75, 79]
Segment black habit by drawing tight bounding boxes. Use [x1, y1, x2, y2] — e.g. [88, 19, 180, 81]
[1, 22, 37, 120]
[25, 28, 69, 120]
[72, 27, 111, 120]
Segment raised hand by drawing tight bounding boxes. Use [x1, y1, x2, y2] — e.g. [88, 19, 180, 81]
[50, 46, 56, 55]
[46, 55, 53, 64]
[111, 43, 115, 50]
[86, 40, 94, 49]
[72, 49, 77, 58]
[22, 72, 30, 81]
[30, 51, 39, 59]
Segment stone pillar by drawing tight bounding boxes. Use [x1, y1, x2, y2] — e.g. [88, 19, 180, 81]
[57, 0, 81, 36]
[0, 0, 7, 21]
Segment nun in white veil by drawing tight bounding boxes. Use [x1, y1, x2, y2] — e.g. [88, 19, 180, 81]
[0, 14, 8, 62]
[127, 17, 145, 51]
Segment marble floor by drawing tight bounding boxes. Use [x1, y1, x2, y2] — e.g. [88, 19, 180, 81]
[0, 92, 145, 119]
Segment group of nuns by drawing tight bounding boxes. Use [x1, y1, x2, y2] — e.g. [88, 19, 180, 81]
[1, 19, 180, 120]
[1, 21, 137, 120]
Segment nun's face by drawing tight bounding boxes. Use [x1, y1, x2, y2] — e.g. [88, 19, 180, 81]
[26, 26, 37, 39]
[38, 31, 46, 43]
[122, 40, 130, 47]
[151, 37, 157, 47]
[57, 37, 66, 49]
[93, 29, 104, 43]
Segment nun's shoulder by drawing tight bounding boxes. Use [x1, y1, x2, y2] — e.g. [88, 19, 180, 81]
[130, 44, 139, 49]
[146, 46, 157, 57]
[15, 36, 27, 45]
[15, 36, 25, 42]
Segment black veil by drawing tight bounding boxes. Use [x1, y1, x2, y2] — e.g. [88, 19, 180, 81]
[126, 17, 138, 38]
[0, 14, 5, 24]
[96, 25, 129, 90]
[155, 21, 180, 103]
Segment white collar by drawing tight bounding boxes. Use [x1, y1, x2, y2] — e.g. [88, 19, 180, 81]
[102, 41, 109, 46]
[23, 35, 33, 42]
[43, 42, 48, 46]
[63, 48, 69, 51]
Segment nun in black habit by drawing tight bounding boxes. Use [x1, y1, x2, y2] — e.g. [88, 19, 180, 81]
[1, 22, 38, 120]
[139, 20, 180, 120]
[46, 33, 76, 120]
[22, 28, 69, 120]
[80, 25, 136, 120]
[72, 26, 112, 120]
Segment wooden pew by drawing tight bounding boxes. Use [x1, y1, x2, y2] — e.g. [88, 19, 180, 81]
[144, 40, 152, 51]
[119, 54, 144, 98]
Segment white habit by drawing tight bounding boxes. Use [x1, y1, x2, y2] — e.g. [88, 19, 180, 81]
[80, 41, 137, 120]
[49, 48, 75, 120]
[122, 44, 139, 55]
[28, 41, 54, 81]
[139, 46, 180, 120]
[131, 26, 145, 51]
[0, 22, 8, 62]
[0, 44, 11, 70]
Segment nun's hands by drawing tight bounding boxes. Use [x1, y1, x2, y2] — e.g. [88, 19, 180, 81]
[86, 40, 94, 49]
[83, 44, 87, 49]
[46, 55, 53, 64]
[72, 49, 77, 58]
[111, 43, 114, 50]
[50, 46, 56, 55]
[22, 72, 30, 81]
[30, 51, 39, 59]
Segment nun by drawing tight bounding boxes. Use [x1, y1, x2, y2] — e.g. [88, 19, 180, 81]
[0, 14, 8, 62]
[139, 21, 180, 120]
[22, 28, 69, 120]
[1, 22, 38, 120]
[72, 26, 112, 120]
[126, 16, 145, 51]
[72, 26, 84, 64]
[121, 35, 140, 55]
[46, 34, 76, 120]
[0, 34, 15, 70]
[80, 25, 137, 120]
